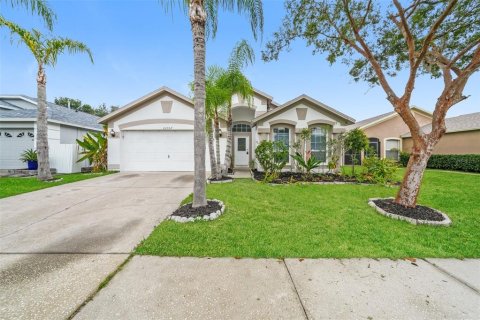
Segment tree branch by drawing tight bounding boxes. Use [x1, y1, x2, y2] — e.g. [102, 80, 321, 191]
[341, 0, 399, 104]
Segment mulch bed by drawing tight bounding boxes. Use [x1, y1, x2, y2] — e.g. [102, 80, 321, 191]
[252, 170, 362, 184]
[373, 199, 445, 221]
[171, 200, 222, 219]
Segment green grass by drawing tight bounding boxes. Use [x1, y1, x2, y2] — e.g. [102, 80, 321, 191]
[0, 171, 114, 199]
[136, 169, 480, 258]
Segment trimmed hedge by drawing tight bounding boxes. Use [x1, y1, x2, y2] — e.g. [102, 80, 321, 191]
[399, 153, 480, 173]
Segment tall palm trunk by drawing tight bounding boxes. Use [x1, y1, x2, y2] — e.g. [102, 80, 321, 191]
[224, 102, 233, 171]
[36, 64, 53, 181]
[214, 108, 222, 180]
[207, 118, 216, 179]
[190, 0, 207, 207]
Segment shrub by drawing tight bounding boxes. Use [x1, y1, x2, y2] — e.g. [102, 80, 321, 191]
[399, 151, 410, 167]
[255, 140, 289, 182]
[362, 156, 398, 183]
[20, 148, 37, 162]
[291, 152, 322, 178]
[398, 153, 480, 173]
[76, 126, 108, 172]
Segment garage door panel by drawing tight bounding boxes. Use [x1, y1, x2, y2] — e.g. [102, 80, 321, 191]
[120, 130, 194, 171]
[0, 128, 34, 169]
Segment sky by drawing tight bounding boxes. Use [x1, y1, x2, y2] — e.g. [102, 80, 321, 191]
[0, 0, 478, 121]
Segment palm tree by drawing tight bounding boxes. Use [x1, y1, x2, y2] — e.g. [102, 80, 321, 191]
[159, 0, 263, 207]
[1, 20, 93, 180]
[1, 0, 56, 30]
[205, 65, 229, 179]
[219, 40, 255, 171]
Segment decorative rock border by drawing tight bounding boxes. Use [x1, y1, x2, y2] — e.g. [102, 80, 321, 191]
[368, 197, 452, 226]
[169, 199, 225, 223]
[207, 178, 233, 184]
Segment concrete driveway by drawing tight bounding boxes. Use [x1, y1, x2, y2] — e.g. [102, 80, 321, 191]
[0, 172, 193, 320]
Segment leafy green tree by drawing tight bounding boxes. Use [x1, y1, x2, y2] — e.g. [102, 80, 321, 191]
[54, 97, 82, 111]
[344, 128, 368, 175]
[94, 103, 109, 117]
[1, 20, 93, 181]
[263, 0, 480, 207]
[159, 0, 263, 207]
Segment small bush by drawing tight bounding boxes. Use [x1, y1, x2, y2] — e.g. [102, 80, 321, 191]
[399, 151, 410, 167]
[362, 156, 398, 183]
[399, 153, 480, 173]
[255, 140, 289, 182]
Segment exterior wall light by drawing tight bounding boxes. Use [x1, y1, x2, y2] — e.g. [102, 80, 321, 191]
[110, 129, 116, 137]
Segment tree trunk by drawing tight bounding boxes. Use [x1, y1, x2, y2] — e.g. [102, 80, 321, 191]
[190, 0, 207, 207]
[224, 102, 233, 171]
[207, 119, 216, 179]
[214, 109, 222, 180]
[395, 139, 435, 207]
[36, 64, 53, 181]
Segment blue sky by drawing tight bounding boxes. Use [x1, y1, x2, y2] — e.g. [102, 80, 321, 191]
[1, 0, 478, 121]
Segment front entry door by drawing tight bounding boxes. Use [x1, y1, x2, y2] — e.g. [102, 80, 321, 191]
[234, 136, 249, 166]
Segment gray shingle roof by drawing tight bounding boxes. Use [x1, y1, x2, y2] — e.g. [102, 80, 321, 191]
[0, 96, 102, 130]
[401, 112, 480, 137]
[343, 110, 396, 130]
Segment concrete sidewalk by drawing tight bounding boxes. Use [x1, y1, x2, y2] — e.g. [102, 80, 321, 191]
[75, 257, 480, 320]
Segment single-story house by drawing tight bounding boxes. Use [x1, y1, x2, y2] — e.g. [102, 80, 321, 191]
[343, 107, 432, 163]
[0, 95, 102, 173]
[99, 86, 355, 172]
[401, 112, 480, 155]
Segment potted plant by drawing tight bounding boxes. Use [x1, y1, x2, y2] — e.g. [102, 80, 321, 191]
[20, 148, 38, 170]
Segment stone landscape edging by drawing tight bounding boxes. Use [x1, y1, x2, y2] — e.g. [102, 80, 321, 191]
[207, 179, 233, 184]
[169, 199, 225, 223]
[368, 197, 452, 226]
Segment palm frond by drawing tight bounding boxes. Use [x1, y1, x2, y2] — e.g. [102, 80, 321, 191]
[45, 37, 94, 66]
[7, 0, 56, 30]
[228, 39, 255, 71]
[0, 16, 42, 60]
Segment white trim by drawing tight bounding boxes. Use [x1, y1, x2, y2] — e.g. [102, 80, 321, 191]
[383, 137, 402, 160]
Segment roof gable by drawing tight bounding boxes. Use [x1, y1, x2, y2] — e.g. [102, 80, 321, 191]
[401, 111, 480, 137]
[99, 86, 193, 124]
[345, 107, 432, 131]
[253, 94, 355, 124]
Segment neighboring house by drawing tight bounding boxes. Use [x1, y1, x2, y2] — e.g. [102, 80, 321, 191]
[344, 107, 432, 163]
[100, 86, 355, 172]
[401, 112, 480, 155]
[0, 95, 102, 173]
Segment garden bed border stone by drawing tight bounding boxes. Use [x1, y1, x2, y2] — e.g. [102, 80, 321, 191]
[169, 199, 225, 223]
[368, 197, 452, 226]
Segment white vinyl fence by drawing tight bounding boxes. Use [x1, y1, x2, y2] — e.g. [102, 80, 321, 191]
[49, 143, 89, 173]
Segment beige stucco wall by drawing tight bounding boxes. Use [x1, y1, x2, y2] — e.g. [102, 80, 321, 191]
[403, 130, 480, 154]
[363, 111, 432, 158]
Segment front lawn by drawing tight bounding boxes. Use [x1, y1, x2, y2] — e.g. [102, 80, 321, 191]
[136, 170, 480, 258]
[0, 172, 114, 199]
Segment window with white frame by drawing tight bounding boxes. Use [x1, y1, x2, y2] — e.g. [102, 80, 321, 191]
[273, 127, 290, 162]
[310, 126, 328, 162]
[385, 139, 400, 160]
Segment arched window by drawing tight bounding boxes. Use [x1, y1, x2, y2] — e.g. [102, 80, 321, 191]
[366, 138, 380, 157]
[310, 126, 328, 162]
[273, 127, 290, 147]
[232, 123, 251, 132]
[385, 138, 401, 160]
[273, 127, 290, 163]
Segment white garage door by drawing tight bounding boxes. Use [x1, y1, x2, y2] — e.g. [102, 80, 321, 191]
[0, 128, 35, 169]
[120, 130, 194, 171]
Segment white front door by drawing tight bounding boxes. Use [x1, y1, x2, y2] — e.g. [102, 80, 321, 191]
[234, 136, 249, 166]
